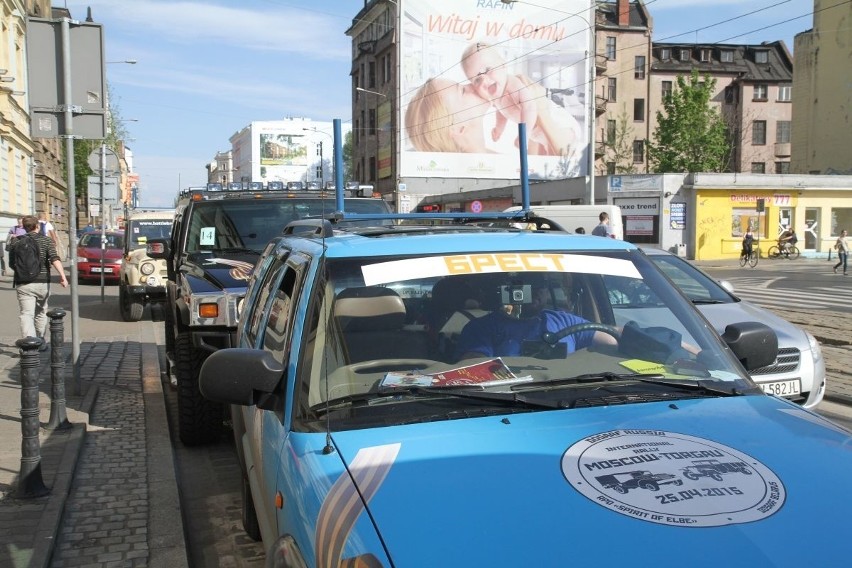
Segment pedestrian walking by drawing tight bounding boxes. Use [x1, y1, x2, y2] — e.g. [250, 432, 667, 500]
[834, 229, 849, 275]
[591, 211, 613, 238]
[7, 215, 69, 347]
[6, 217, 27, 276]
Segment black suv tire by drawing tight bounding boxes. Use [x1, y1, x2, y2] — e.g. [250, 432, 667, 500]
[175, 332, 223, 446]
[119, 284, 145, 322]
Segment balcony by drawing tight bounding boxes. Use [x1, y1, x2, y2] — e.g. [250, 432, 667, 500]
[595, 141, 606, 158]
[595, 95, 608, 115]
[595, 53, 608, 75]
[774, 143, 791, 157]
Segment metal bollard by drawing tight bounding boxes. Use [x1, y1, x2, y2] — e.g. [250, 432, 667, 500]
[45, 308, 71, 431]
[15, 337, 50, 498]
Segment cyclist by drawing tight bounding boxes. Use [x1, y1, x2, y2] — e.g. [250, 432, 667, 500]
[741, 229, 755, 259]
[778, 227, 797, 256]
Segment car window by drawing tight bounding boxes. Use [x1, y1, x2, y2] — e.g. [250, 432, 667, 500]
[128, 219, 172, 249]
[263, 266, 301, 363]
[244, 258, 288, 348]
[295, 249, 753, 429]
[649, 254, 733, 303]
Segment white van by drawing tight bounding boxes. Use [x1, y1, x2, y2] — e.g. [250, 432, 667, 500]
[503, 205, 624, 239]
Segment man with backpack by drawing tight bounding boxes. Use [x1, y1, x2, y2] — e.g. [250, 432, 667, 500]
[8, 215, 69, 349]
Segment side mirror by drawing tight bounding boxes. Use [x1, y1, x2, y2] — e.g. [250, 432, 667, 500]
[199, 348, 285, 411]
[720, 321, 778, 371]
[146, 238, 170, 260]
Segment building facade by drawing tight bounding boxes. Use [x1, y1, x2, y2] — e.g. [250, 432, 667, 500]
[228, 119, 345, 187]
[792, 0, 852, 175]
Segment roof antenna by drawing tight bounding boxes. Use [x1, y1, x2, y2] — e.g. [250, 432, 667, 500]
[86, 7, 93, 21]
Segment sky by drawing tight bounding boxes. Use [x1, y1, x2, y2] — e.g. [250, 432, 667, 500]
[60, 0, 817, 208]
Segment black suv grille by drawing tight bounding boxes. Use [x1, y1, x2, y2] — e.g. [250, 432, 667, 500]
[749, 347, 800, 376]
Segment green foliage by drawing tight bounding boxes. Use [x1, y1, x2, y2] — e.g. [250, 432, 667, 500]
[647, 70, 731, 173]
[342, 130, 354, 182]
[603, 105, 638, 174]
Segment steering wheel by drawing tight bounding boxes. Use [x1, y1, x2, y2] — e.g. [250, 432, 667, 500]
[542, 322, 621, 346]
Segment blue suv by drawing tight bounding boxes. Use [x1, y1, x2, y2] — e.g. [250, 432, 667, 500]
[199, 205, 852, 567]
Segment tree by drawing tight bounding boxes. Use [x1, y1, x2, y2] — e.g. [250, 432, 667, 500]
[647, 70, 731, 173]
[602, 104, 638, 174]
[342, 130, 354, 182]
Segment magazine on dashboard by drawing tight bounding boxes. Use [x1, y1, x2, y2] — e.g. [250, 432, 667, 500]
[380, 358, 533, 389]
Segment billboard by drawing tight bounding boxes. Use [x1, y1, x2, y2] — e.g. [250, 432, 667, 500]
[399, 0, 591, 180]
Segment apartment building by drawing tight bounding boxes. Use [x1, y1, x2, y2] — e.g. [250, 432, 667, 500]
[650, 41, 793, 175]
[1, 0, 68, 236]
[792, 1, 852, 175]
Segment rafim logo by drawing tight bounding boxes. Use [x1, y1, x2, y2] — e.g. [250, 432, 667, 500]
[208, 258, 254, 281]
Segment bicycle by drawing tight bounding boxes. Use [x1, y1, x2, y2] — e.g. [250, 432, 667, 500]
[767, 243, 800, 260]
[739, 246, 759, 267]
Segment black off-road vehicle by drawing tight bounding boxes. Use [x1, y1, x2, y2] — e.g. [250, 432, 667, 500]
[148, 182, 391, 445]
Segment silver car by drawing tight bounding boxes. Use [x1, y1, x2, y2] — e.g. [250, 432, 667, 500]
[641, 247, 825, 409]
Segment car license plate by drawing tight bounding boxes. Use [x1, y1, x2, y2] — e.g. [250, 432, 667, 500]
[91, 267, 114, 273]
[760, 379, 801, 397]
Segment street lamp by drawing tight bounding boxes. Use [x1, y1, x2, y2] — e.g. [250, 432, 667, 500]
[355, 87, 387, 189]
[106, 59, 137, 64]
[500, 0, 596, 205]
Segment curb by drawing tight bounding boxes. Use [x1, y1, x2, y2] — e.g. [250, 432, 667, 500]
[142, 343, 189, 567]
[34, 382, 99, 568]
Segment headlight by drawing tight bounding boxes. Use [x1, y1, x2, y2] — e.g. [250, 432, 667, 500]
[145, 275, 159, 286]
[807, 331, 823, 359]
[76, 257, 91, 263]
[140, 262, 155, 275]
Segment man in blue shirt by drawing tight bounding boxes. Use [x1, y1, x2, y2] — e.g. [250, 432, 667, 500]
[455, 282, 617, 359]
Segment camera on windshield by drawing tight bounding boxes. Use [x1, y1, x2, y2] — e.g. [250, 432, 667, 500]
[500, 284, 531, 305]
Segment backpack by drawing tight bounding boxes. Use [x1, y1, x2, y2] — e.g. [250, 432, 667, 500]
[39, 221, 47, 236]
[14, 234, 43, 285]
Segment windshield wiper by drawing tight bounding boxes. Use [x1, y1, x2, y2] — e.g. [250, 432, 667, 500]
[691, 299, 728, 304]
[312, 386, 563, 415]
[513, 372, 742, 397]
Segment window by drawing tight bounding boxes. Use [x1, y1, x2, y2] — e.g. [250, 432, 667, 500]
[384, 54, 392, 84]
[606, 119, 616, 144]
[368, 61, 376, 88]
[831, 208, 852, 236]
[660, 47, 671, 61]
[369, 108, 376, 135]
[606, 161, 616, 175]
[732, 208, 765, 239]
[753, 84, 768, 101]
[661, 81, 672, 100]
[606, 37, 616, 60]
[263, 266, 304, 363]
[751, 162, 766, 173]
[699, 49, 711, 62]
[778, 85, 792, 102]
[752, 120, 767, 145]
[776, 121, 791, 144]
[607, 78, 617, 102]
[724, 85, 737, 104]
[632, 140, 645, 163]
[633, 98, 645, 122]
[754, 50, 769, 64]
[354, 119, 360, 144]
[634, 56, 645, 79]
[679, 49, 691, 62]
[775, 162, 791, 174]
[720, 50, 734, 63]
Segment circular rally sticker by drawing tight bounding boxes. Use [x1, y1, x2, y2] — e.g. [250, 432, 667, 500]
[562, 430, 785, 527]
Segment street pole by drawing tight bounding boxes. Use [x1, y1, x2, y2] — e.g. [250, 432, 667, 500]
[587, 0, 597, 206]
[319, 141, 324, 188]
[60, 17, 81, 393]
[99, 143, 106, 302]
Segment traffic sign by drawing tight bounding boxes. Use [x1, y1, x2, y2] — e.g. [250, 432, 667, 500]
[87, 175, 120, 202]
[471, 200, 483, 213]
[87, 147, 120, 173]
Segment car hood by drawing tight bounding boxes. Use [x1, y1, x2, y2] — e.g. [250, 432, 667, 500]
[695, 299, 806, 346]
[77, 246, 123, 261]
[181, 252, 258, 292]
[330, 396, 851, 566]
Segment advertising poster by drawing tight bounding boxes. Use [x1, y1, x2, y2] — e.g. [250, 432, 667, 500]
[400, 0, 591, 180]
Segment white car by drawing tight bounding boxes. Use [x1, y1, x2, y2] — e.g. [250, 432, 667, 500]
[641, 247, 825, 408]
